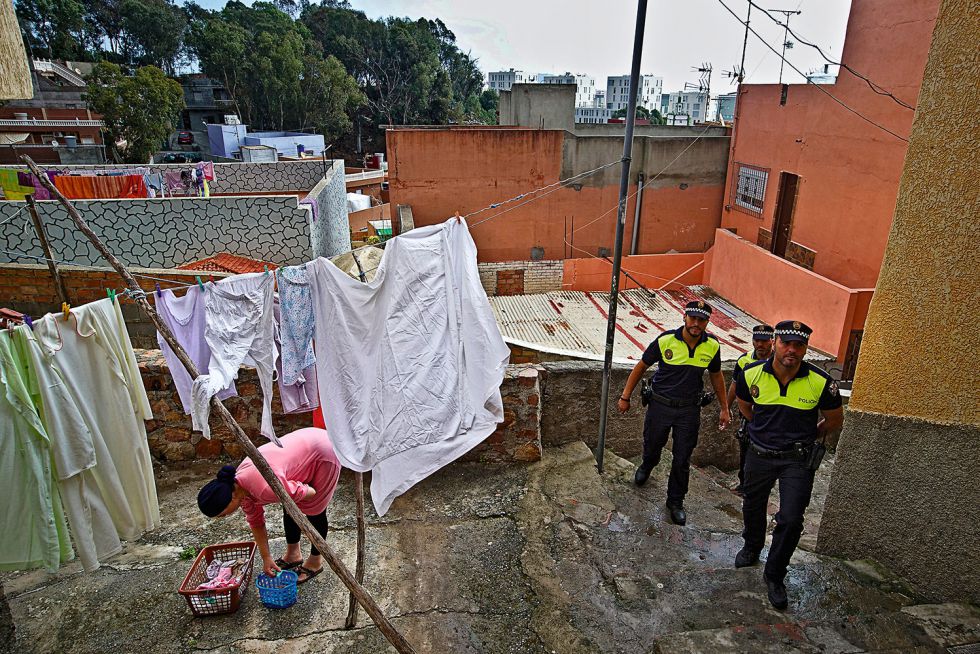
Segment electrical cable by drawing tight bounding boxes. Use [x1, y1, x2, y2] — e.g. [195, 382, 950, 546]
[746, 0, 916, 110]
[715, 0, 910, 143]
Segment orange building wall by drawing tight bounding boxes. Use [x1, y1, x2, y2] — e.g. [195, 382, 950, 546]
[722, 0, 939, 289]
[563, 252, 704, 292]
[705, 229, 874, 359]
[387, 128, 727, 262]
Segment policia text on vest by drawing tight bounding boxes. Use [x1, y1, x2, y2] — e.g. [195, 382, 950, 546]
[617, 301, 731, 527]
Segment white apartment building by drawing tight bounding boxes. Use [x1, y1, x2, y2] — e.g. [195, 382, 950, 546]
[541, 73, 596, 107]
[487, 69, 534, 92]
[605, 75, 663, 112]
[662, 90, 709, 123]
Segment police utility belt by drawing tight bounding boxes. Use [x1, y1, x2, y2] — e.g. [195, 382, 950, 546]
[640, 379, 714, 408]
[748, 439, 826, 471]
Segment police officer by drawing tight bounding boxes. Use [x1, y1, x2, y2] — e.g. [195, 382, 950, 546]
[733, 320, 844, 610]
[618, 300, 730, 525]
[726, 324, 775, 495]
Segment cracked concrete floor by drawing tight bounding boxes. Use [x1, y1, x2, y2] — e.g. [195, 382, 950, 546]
[3, 442, 978, 654]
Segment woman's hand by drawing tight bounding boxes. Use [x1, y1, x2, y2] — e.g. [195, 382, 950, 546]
[262, 556, 281, 578]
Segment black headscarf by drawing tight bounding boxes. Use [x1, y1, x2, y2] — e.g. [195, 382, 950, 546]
[197, 465, 237, 517]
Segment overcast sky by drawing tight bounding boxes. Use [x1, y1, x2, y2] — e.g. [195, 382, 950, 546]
[326, 0, 852, 93]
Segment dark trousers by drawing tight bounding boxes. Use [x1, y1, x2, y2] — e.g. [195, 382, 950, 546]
[283, 510, 329, 556]
[741, 449, 815, 581]
[736, 420, 749, 488]
[641, 403, 701, 506]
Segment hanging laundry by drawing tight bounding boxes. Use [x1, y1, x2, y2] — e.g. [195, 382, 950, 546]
[33, 299, 160, 539]
[144, 172, 165, 198]
[274, 300, 318, 414]
[11, 325, 124, 571]
[17, 172, 51, 200]
[275, 265, 316, 387]
[308, 218, 510, 515]
[196, 161, 215, 181]
[0, 168, 34, 200]
[191, 273, 278, 445]
[0, 331, 74, 572]
[156, 285, 237, 415]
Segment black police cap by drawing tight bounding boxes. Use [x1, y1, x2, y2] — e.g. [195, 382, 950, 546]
[774, 319, 812, 343]
[752, 324, 775, 340]
[684, 300, 712, 319]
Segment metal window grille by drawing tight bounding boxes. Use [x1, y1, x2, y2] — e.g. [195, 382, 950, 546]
[734, 164, 768, 214]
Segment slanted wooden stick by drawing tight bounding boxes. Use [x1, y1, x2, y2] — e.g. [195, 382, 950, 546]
[345, 471, 367, 628]
[21, 156, 415, 654]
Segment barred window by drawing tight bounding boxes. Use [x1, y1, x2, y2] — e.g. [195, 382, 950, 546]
[734, 164, 768, 214]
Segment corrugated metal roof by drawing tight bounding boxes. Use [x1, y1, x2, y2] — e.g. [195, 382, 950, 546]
[489, 285, 830, 364]
[178, 253, 278, 274]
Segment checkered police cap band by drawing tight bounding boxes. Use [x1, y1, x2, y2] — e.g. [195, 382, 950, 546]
[774, 329, 810, 339]
[685, 308, 710, 318]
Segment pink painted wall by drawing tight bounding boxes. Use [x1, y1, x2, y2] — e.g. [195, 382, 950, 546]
[705, 229, 873, 359]
[722, 0, 939, 289]
[563, 253, 704, 292]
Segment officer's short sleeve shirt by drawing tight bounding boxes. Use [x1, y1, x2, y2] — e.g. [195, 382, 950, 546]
[641, 328, 721, 400]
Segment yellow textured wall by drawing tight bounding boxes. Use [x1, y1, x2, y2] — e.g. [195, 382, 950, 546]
[849, 0, 980, 425]
[0, 0, 32, 100]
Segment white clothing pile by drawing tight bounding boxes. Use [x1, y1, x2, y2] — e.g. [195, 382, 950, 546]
[309, 218, 510, 515]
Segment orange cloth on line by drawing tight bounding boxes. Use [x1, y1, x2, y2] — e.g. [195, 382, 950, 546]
[52, 175, 98, 199]
[53, 175, 148, 199]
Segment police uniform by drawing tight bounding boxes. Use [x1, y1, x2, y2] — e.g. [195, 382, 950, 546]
[638, 300, 721, 513]
[732, 324, 774, 490]
[734, 320, 842, 602]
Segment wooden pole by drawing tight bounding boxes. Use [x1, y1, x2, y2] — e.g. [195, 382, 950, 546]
[345, 472, 367, 629]
[25, 195, 69, 306]
[20, 156, 416, 654]
[346, 247, 368, 629]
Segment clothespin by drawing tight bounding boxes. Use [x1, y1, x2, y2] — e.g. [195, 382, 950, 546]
[196, 276, 205, 291]
[454, 211, 461, 224]
[107, 288, 116, 303]
[24, 315, 33, 328]
[62, 302, 70, 321]
[208, 274, 214, 284]
[264, 265, 269, 276]
[155, 282, 162, 298]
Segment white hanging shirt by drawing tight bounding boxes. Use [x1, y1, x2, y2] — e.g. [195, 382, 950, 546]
[309, 218, 510, 515]
[34, 299, 160, 540]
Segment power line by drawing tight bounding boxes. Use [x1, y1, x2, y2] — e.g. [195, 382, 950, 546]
[746, 0, 916, 111]
[715, 0, 910, 143]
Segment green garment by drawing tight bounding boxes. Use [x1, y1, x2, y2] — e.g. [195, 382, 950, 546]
[0, 334, 73, 572]
[0, 169, 32, 201]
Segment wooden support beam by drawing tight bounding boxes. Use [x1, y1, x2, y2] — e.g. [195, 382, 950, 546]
[25, 195, 69, 306]
[21, 155, 416, 654]
[345, 471, 367, 629]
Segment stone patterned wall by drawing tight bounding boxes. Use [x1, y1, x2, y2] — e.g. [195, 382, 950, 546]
[308, 159, 351, 258]
[138, 351, 542, 465]
[477, 260, 564, 296]
[1, 160, 329, 193]
[0, 195, 312, 268]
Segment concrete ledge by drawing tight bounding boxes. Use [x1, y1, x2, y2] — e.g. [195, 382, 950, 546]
[817, 409, 980, 604]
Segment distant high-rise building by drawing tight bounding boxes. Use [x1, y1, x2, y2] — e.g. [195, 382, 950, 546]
[487, 69, 534, 92]
[541, 73, 596, 107]
[663, 89, 710, 123]
[714, 92, 738, 122]
[605, 75, 663, 113]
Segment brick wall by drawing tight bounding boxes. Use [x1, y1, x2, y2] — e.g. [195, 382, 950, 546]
[138, 350, 543, 465]
[477, 260, 564, 296]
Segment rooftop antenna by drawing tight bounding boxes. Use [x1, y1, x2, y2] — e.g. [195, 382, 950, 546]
[769, 7, 802, 84]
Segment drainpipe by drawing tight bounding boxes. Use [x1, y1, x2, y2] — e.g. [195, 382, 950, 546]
[630, 171, 645, 255]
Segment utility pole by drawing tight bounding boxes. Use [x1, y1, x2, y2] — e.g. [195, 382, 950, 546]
[596, 0, 647, 473]
[771, 8, 802, 85]
[738, 2, 752, 83]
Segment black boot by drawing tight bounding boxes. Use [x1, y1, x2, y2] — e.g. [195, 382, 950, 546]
[764, 573, 788, 610]
[734, 547, 760, 568]
[666, 502, 687, 525]
[634, 464, 652, 487]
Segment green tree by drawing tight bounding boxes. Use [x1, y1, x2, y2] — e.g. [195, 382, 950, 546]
[15, 0, 89, 60]
[187, 2, 363, 141]
[119, 0, 187, 74]
[611, 105, 652, 120]
[85, 61, 184, 163]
